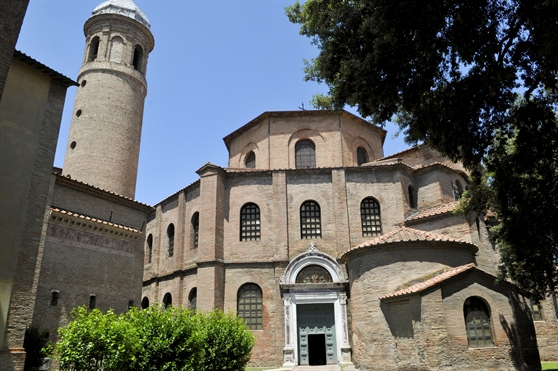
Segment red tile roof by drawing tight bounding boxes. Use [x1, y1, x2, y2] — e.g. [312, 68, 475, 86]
[350, 226, 469, 251]
[50, 207, 142, 233]
[405, 201, 459, 223]
[380, 263, 476, 299]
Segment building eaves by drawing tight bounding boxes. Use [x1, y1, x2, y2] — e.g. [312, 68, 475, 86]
[350, 226, 469, 250]
[380, 263, 476, 300]
[50, 206, 142, 233]
[152, 179, 200, 208]
[54, 173, 153, 212]
[14, 50, 78, 87]
[379, 143, 426, 161]
[224, 161, 414, 174]
[405, 201, 460, 224]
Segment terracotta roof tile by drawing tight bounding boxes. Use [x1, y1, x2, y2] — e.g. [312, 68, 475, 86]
[405, 201, 459, 222]
[50, 207, 142, 233]
[380, 263, 476, 299]
[351, 226, 469, 251]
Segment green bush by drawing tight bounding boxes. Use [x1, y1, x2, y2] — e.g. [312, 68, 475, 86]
[55, 305, 254, 371]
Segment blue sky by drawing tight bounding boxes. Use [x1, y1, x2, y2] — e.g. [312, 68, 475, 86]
[17, 0, 409, 205]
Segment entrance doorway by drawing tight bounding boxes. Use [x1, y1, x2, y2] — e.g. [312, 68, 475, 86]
[308, 334, 327, 365]
[297, 304, 336, 365]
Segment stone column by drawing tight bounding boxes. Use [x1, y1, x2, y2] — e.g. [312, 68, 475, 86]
[282, 297, 296, 368]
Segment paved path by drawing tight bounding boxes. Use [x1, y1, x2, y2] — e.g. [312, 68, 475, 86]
[291, 366, 342, 371]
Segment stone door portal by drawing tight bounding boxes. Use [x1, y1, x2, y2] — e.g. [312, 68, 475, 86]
[297, 303, 337, 365]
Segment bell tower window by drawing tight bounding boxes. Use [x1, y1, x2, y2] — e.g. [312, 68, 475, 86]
[88, 36, 100, 62]
[133, 45, 143, 72]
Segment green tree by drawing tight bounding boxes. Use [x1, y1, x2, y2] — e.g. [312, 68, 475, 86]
[286, 0, 558, 299]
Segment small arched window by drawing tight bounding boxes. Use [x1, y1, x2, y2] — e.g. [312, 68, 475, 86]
[357, 146, 369, 166]
[146, 234, 153, 264]
[237, 283, 262, 330]
[167, 224, 175, 257]
[295, 140, 316, 169]
[162, 293, 172, 308]
[300, 201, 321, 239]
[191, 212, 199, 249]
[141, 297, 149, 309]
[464, 297, 493, 347]
[132, 45, 143, 71]
[454, 180, 463, 200]
[361, 197, 381, 237]
[188, 288, 197, 311]
[408, 185, 417, 209]
[240, 203, 260, 241]
[245, 151, 256, 168]
[88, 36, 100, 62]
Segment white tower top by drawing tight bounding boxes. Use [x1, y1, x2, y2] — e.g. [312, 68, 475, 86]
[92, 0, 150, 28]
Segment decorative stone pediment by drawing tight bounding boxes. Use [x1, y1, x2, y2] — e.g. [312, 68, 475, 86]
[280, 242, 346, 285]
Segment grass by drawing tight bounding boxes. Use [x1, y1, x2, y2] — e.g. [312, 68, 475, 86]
[542, 362, 558, 371]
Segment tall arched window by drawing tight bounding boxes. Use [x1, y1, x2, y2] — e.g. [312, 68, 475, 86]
[141, 297, 149, 309]
[464, 297, 493, 347]
[357, 146, 369, 165]
[295, 140, 316, 169]
[237, 283, 262, 330]
[88, 36, 100, 62]
[240, 203, 260, 241]
[167, 224, 175, 257]
[361, 197, 381, 237]
[245, 151, 256, 168]
[188, 288, 197, 311]
[162, 293, 172, 308]
[191, 212, 199, 249]
[132, 45, 143, 71]
[408, 185, 417, 209]
[300, 201, 321, 239]
[146, 234, 153, 264]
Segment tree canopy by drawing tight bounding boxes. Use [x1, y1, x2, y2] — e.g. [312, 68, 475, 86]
[286, 0, 558, 299]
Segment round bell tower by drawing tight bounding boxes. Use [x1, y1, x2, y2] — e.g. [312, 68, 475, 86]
[63, 0, 154, 199]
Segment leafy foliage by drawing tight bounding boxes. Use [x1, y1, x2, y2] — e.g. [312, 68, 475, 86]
[23, 326, 51, 371]
[55, 305, 254, 371]
[286, 0, 558, 299]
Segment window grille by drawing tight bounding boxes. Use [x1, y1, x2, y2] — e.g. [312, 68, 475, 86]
[453, 180, 463, 200]
[245, 151, 256, 168]
[464, 297, 493, 347]
[295, 140, 316, 169]
[167, 224, 175, 257]
[237, 283, 263, 330]
[530, 300, 543, 321]
[188, 288, 197, 311]
[240, 203, 261, 241]
[357, 146, 369, 165]
[300, 201, 321, 239]
[361, 197, 381, 237]
[191, 213, 199, 249]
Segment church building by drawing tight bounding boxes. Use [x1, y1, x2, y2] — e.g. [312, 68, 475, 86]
[2, 0, 556, 370]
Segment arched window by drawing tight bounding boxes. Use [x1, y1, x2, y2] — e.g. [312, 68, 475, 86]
[240, 203, 260, 241]
[167, 224, 175, 257]
[237, 283, 262, 330]
[109, 36, 123, 62]
[453, 180, 463, 200]
[88, 36, 100, 62]
[296, 265, 333, 283]
[408, 185, 417, 209]
[245, 151, 256, 168]
[357, 146, 369, 166]
[146, 234, 153, 264]
[188, 288, 197, 311]
[191, 212, 199, 249]
[464, 297, 493, 347]
[361, 197, 381, 237]
[300, 201, 321, 239]
[295, 140, 316, 169]
[162, 293, 172, 308]
[141, 297, 149, 309]
[132, 45, 143, 71]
